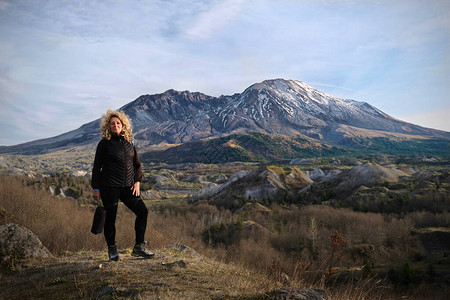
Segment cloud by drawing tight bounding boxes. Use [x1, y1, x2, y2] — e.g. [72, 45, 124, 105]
[0, 1, 8, 11]
[185, 0, 246, 40]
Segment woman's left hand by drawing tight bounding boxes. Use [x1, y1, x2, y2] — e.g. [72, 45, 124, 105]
[131, 181, 140, 197]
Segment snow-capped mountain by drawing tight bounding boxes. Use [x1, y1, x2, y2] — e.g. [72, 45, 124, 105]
[125, 78, 448, 145]
[1, 79, 448, 155]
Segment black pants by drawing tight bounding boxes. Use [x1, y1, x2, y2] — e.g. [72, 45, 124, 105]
[100, 186, 148, 246]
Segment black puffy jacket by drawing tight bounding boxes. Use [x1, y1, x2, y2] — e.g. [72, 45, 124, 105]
[91, 135, 143, 189]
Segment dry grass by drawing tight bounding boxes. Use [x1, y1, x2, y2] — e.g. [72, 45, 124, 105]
[0, 175, 143, 254]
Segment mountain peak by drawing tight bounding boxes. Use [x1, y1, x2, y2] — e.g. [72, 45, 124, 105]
[248, 78, 316, 92]
[245, 78, 337, 106]
[247, 78, 303, 91]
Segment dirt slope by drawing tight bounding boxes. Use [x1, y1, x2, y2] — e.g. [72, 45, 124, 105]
[1, 245, 281, 299]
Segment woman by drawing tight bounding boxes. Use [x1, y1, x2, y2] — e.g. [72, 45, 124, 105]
[91, 109, 154, 261]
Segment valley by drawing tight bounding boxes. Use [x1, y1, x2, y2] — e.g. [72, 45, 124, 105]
[1, 149, 448, 213]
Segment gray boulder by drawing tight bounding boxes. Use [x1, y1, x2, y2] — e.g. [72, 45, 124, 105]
[0, 223, 52, 261]
[167, 243, 201, 258]
[60, 187, 80, 198]
[141, 189, 164, 200]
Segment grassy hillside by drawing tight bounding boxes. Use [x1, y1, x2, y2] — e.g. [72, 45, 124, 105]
[142, 132, 346, 164]
[350, 137, 450, 157]
[141, 131, 450, 164]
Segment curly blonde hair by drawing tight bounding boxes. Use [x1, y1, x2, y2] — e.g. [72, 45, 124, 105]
[100, 109, 133, 142]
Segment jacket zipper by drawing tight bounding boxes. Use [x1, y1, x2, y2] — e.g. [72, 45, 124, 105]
[122, 138, 127, 186]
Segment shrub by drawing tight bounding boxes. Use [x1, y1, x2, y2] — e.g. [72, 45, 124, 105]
[389, 262, 416, 286]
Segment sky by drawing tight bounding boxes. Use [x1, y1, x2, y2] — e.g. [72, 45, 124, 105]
[1, 0, 449, 146]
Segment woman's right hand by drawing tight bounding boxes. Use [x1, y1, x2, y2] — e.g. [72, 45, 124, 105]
[93, 190, 101, 201]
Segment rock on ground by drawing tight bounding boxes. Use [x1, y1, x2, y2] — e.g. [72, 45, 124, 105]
[0, 223, 52, 262]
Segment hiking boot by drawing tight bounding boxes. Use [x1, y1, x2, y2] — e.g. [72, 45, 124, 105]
[132, 241, 154, 258]
[108, 245, 119, 261]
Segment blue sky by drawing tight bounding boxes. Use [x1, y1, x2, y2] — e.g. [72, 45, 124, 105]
[1, 0, 449, 146]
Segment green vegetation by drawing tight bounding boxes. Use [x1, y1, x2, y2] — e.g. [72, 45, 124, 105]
[51, 277, 67, 285]
[18, 173, 94, 205]
[141, 132, 450, 164]
[353, 137, 450, 157]
[143, 131, 347, 164]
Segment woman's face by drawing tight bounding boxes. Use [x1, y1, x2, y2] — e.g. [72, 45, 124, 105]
[109, 117, 123, 136]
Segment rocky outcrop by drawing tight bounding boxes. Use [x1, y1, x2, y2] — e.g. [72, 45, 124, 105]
[305, 168, 342, 182]
[0, 223, 52, 262]
[141, 189, 165, 200]
[167, 243, 201, 258]
[335, 162, 412, 192]
[48, 186, 80, 198]
[192, 169, 250, 200]
[289, 158, 317, 165]
[203, 166, 312, 209]
[69, 170, 87, 177]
